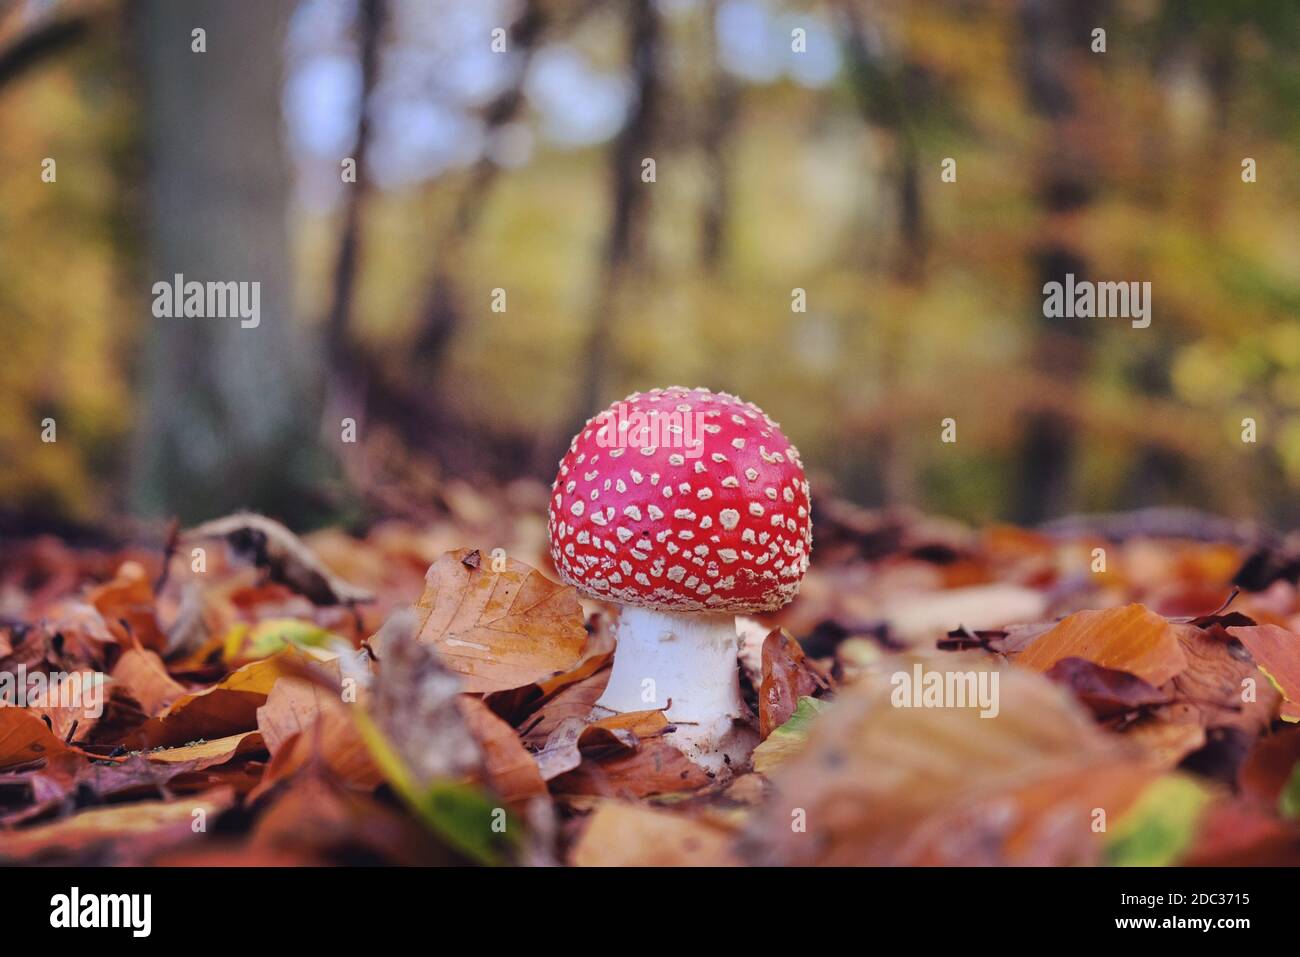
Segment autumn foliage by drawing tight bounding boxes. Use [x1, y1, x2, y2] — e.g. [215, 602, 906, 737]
[2, 488, 1300, 866]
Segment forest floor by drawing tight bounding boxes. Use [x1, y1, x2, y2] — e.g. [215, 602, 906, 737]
[2, 482, 1299, 866]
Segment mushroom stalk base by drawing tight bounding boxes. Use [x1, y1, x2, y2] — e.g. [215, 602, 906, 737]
[594, 606, 755, 774]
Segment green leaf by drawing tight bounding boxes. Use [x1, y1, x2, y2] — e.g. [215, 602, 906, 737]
[753, 696, 828, 774]
[1103, 775, 1213, 867]
[245, 618, 334, 658]
[1280, 762, 1300, 821]
[413, 781, 518, 866]
[353, 708, 516, 865]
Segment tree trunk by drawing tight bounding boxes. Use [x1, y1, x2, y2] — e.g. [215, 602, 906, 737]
[1012, 0, 1101, 524]
[131, 0, 319, 524]
[571, 0, 662, 427]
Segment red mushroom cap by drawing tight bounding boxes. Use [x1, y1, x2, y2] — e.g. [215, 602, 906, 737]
[548, 387, 812, 612]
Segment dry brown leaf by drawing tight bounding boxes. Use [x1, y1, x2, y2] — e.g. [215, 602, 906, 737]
[569, 801, 739, 866]
[112, 643, 187, 715]
[23, 669, 106, 743]
[457, 695, 548, 804]
[1167, 625, 1278, 736]
[520, 664, 611, 749]
[249, 770, 450, 865]
[147, 731, 266, 770]
[125, 646, 332, 749]
[549, 735, 713, 798]
[481, 624, 614, 724]
[86, 560, 167, 652]
[533, 709, 670, 782]
[184, 512, 374, 606]
[0, 787, 235, 865]
[1238, 726, 1300, 807]
[1228, 624, 1300, 722]
[1042, 656, 1170, 719]
[1122, 707, 1208, 769]
[759, 628, 831, 738]
[257, 675, 344, 756]
[1016, 604, 1189, 687]
[741, 656, 1152, 866]
[401, 549, 587, 694]
[0, 708, 75, 769]
[250, 717, 383, 801]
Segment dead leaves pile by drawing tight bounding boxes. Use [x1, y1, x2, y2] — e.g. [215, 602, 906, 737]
[2, 501, 1300, 866]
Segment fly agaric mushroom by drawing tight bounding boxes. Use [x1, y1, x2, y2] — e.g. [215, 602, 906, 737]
[547, 387, 812, 772]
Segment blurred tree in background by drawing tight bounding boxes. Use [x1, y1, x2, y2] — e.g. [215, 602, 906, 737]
[1, 0, 1299, 533]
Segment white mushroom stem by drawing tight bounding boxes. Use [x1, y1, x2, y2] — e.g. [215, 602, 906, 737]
[594, 606, 755, 774]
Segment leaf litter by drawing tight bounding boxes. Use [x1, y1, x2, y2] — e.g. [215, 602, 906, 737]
[2, 489, 1300, 865]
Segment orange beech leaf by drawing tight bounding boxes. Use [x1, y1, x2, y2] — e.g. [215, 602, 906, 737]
[570, 801, 739, 866]
[0, 708, 75, 769]
[1228, 624, 1300, 722]
[457, 696, 547, 804]
[125, 645, 334, 749]
[481, 624, 614, 725]
[86, 560, 167, 652]
[111, 643, 187, 716]
[398, 549, 587, 694]
[147, 731, 266, 770]
[1017, 604, 1189, 687]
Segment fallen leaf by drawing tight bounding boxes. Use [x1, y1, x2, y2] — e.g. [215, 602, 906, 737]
[457, 696, 547, 804]
[147, 732, 266, 770]
[534, 709, 670, 782]
[1182, 800, 1300, 866]
[520, 664, 611, 749]
[111, 643, 186, 715]
[125, 646, 333, 749]
[481, 624, 614, 725]
[184, 512, 374, 606]
[0, 708, 75, 769]
[1167, 624, 1279, 737]
[550, 735, 713, 798]
[740, 657, 1153, 865]
[1228, 624, 1300, 721]
[249, 769, 453, 865]
[1238, 726, 1300, 810]
[86, 560, 166, 652]
[752, 696, 828, 773]
[0, 787, 235, 865]
[365, 610, 481, 790]
[1102, 774, 1213, 866]
[882, 584, 1049, 641]
[400, 549, 587, 694]
[569, 800, 739, 866]
[758, 628, 831, 738]
[1043, 657, 1170, 719]
[1017, 604, 1189, 687]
